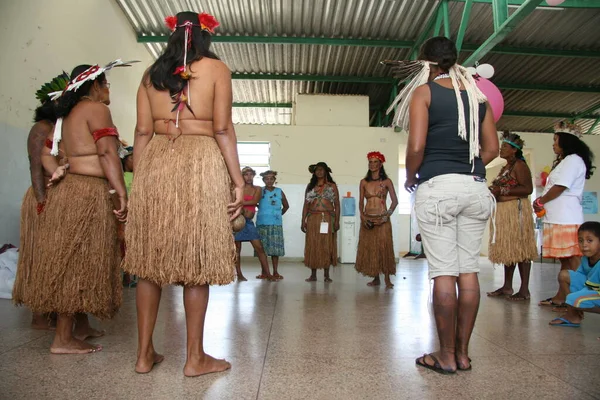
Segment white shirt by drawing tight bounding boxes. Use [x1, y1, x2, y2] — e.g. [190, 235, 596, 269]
[543, 154, 586, 225]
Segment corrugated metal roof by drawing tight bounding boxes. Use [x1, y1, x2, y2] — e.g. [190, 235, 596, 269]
[116, 0, 600, 133]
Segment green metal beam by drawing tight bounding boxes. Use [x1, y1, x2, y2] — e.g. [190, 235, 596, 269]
[433, 7, 444, 37]
[442, 0, 451, 38]
[503, 111, 575, 118]
[492, 0, 509, 31]
[453, 0, 600, 8]
[587, 117, 600, 134]
[572, 101, 600, 120]
[231, 73, 600, 93]
[138, 34, 415, 48]
[463, 0, 544, 66]
[496, 83, 600, 93]
[455, 0, 474, 52]
[137, 34, 600, 59]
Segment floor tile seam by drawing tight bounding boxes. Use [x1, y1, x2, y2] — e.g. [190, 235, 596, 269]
[472, 331, 597, 398]
[256, 293, 278, 400]
[0, 333, 51, 356]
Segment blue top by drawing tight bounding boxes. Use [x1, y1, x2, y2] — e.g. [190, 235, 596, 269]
[575, 256, 600, 290]
[418, 82, 487, 183]
[257, 187, 283, 226]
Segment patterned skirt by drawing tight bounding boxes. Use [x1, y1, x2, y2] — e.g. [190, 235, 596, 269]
[235, 218, 261, 242]
[257, 225, 285, 257]
[543, 223, 582, 259]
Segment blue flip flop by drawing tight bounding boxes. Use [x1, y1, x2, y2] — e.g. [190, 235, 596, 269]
[550, 317, 580, 328]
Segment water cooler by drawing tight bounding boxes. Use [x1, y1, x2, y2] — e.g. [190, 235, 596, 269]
[339, 192, 358, 263]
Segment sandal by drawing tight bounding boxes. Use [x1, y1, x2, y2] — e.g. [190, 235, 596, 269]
[538, 297, 564, 307]
[256, 274, 268, 280]
[549, 317, 580, 328]
[272, 273, 284, 280]
[416, 354, 456, 375]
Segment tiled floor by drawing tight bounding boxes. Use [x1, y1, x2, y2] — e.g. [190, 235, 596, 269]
[1, 258, 599, 400]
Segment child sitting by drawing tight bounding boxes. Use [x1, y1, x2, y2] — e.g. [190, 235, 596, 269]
[550, 221, 600, 327]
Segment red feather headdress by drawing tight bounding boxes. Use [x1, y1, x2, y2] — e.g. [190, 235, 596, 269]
[367, 151, 386, 163]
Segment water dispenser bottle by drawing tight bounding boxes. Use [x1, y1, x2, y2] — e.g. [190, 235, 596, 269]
[342, 192, 356, 216]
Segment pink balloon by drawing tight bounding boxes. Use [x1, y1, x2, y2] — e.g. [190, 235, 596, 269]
[475, 76, 504, 122]
[546, 0, 565, 6]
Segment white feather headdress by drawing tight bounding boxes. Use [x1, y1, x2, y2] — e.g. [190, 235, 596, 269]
[382, 60, 487, 166]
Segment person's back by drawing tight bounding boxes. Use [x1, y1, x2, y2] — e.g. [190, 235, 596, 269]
[418, 81, 486, 183]
[146, 57, 228, 137]
[396, 36, 498, 374]
[62, 101, 112, 178]
[122, 10, 244, 377]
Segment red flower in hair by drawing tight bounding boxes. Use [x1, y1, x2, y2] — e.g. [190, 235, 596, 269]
[367, 151, 386, 163]
[199, 13, 219, 33]
[165, 15, 178, 31]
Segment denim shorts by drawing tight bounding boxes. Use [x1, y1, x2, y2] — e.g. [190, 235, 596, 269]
[415, 174, 495, 279]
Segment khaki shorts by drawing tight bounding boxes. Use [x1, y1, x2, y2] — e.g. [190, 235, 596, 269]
[415, 174, 495, 280]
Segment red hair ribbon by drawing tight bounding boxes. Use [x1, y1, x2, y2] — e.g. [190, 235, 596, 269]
[36, 202, 46, 215]
[45, 139, 53, 149]
[367, 151, 386, 163]
[92, 127, 119, 143]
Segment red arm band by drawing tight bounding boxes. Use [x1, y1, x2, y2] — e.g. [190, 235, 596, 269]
[45, 139, 53, 149]
[92, 127, 119, 142]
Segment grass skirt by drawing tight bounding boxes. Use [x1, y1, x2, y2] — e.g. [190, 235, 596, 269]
[122, 135, 236, 286]
[257, 225, 285, 256]
[488, 199, 538, 264]
[14, 174, 121, 319]
[304, 212, 337, 269]
[543, 223, 582, 258]
[12, 187, 44, 306]
[355, 220, 396, 277]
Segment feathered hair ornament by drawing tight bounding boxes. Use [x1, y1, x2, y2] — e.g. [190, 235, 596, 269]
[381, 59, 487, 167]
[48, 59, 139, 156]
[35, 72, 70, 104]
[554, 120, 582, 138]
[163, 12, 220, 128]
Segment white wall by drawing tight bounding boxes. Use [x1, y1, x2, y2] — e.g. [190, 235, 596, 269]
[0, 0, 153, 245]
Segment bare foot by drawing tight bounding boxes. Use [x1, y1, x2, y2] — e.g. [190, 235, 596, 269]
[305, 276, 317, 282]
[50, 337, 102, 354]
[237, 275, 248, 282]
[184, 354, 231, 377]
[455, 353, 471, 370]
[486, 287, 513, 297]
[506, 292, 530, 301]
[367, 278, 380, 287]
[135, 350, 165, 374]
[385, 282, 394, 290]
[73, 326, 105, 341]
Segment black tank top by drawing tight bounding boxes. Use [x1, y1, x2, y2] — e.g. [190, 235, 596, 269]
[417, 81, 487, 183]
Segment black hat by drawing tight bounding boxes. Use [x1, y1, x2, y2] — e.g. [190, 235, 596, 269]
[308, 162, 332, 174]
